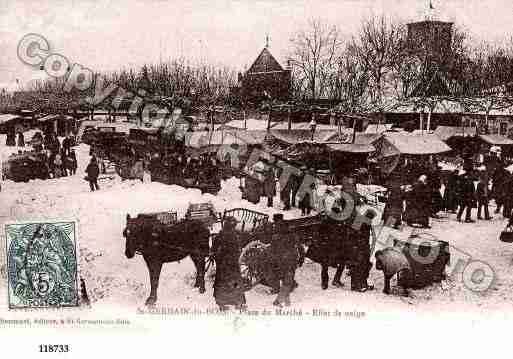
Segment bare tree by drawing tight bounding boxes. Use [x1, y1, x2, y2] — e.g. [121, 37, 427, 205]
[289, 18, 342, 100]
[351, 16, 406, 113]
[329, 43, 370, 112]
[458, 41, 513, 127]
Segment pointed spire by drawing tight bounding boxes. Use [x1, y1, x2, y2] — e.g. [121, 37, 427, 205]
[265, 34, 270, 48]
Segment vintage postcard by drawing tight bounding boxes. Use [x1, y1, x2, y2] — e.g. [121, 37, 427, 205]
[0, 0, 512, 357]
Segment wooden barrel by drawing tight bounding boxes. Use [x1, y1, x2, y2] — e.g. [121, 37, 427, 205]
[393, 233, 450, 289]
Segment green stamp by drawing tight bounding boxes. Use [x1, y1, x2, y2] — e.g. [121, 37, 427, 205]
[5, 222, 79, 309]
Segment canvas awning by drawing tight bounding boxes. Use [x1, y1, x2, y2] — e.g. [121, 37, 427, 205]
[364, 123, 393, 134]
[479, 134, 513, 146]
[327, 143, 375, 153]
[434, 126, 477, 141]
[0, 114, 20, 125]
[268, 130, 338, 144]
[185, 130, 267, 149]
[38, 114, 73, 123]
[376, 133, 451, 157]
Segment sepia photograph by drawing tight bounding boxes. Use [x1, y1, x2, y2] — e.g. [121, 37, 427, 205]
[0, 0, 513, 357]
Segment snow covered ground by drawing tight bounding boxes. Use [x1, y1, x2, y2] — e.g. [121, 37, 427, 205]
[1, 134, 513, 320]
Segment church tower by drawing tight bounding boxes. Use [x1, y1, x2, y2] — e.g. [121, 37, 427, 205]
[407, 1, 454, 97]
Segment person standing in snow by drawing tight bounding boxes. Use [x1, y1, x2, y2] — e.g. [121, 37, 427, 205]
[443, 169, 459, 213]
[405, 175, 431, 228]
[17, 131, 25, 147]
[212, 216, 246, 311]
[383, 180, 403, 229]
[477, 172, 492, 220]
[62, 135, 72, 156]
[456, 171, 476, 223]
[85, 156, 100, 191]
[69, 149, 77, 175]
[263, 163, 276, 208]
[53, 152, 63, 178]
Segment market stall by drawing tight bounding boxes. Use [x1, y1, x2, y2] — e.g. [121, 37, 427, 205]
[373, 132, 451, 182]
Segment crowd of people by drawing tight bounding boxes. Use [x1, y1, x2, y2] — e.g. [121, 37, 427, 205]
[383, 151, 513, 229]
[148, 152, 222, 191]
[4, 131, 78, 181]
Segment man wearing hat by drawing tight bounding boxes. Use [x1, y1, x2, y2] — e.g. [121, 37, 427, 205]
[290, 165, 306, 208]
[269, 213, 300, 306]
[212, 216, 246, 311]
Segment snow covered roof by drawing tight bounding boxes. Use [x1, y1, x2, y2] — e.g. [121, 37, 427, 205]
[364, 123, 393, 134]
[434, 126, 477, 141]
[479, 134, 513, 146]
[0, 114, 20, 124]
[327, 143, 375, 153]
[267, 130, 337, 144]
[377, 132, 451, 157]
[185, 130, 267, 148]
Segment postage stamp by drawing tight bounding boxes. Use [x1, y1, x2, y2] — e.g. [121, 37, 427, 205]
[5, 222, 79, 309]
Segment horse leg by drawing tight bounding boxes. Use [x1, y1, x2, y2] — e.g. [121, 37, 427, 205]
[273, 269, 294, 307]
[321, 264, 329, 290]
[191, 254, 206, 294]
[145, 259, 163, 306]
[332, 263, 345, 288]
[383, 274, 392, 295]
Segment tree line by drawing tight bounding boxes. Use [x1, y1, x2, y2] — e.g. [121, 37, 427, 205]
[2, 15, 513, 117]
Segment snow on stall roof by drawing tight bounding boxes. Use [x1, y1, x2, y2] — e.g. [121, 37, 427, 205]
[0, 114, 19, 124]
[185, 130, 267, 148]
[379, 132, 451, 156]
[434, 126, 477, 141]
[479, 134, 513, 146]
[268, 129, 338, 144]
[364, 123, 393, 134]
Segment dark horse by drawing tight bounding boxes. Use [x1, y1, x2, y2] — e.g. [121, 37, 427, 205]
[305, 220, 352, 289]
[123, 214, 211, 306]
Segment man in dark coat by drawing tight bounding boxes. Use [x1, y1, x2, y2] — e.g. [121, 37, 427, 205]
[457, 172, 475, 223]
[269, 214, 299, 306]
[69, 150, 78, 175]
[444, 170, 459, 212]
[289, 171, 303, 208]
[405, 175, 431, 228]
[492, 165, 508, 214]
[62, 135, 72, 156]
[383, 180, 403, 229]
[213, 216, 246, 311]
[477, 173, 492, 220]
[17, 131, 25, 147]
[6, 129, 15, 146]
[350, 223, 374, 292]
[429, 165, 443, 218]
[263, 165, 276, 208]
[85, 156, 100, 191]
[502, 174, 513, 219]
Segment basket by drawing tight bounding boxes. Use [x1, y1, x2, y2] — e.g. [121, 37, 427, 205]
[500, 226, 513, 243]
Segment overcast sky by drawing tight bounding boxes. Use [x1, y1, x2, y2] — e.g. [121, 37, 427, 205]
[1, 0, 512, 90]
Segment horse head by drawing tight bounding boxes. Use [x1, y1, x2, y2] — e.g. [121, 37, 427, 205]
[123, 214, 142, 259]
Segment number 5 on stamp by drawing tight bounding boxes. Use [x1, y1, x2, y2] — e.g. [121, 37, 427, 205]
[5, 222, 79, 309]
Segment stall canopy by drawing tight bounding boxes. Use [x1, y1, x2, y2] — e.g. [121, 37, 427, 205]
[185, 129, 267, 154]
[0, 114, 20, 125]
[364, 123, 393, 134]
[268, 129, 338, 144]
[374, 132, 451, 174]
[434, 126, 477, 141]
[478, 134, 513, 146]
[376, 132, 451, 157]
[37, 114, 61, 123]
